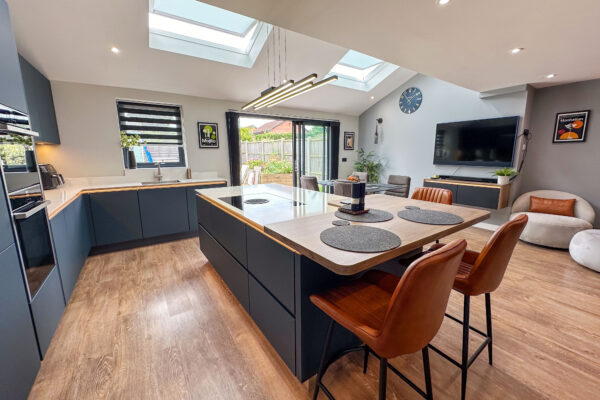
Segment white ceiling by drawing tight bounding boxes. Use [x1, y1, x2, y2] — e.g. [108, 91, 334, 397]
[6, 0, 415, 117]
[200, 0, 600, 92]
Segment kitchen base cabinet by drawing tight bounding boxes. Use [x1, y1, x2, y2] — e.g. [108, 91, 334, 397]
[30, 265, 65, 357]
[186, 183, 225, 232]
[0, 244, 40, 400]
[89, 190, 143, 246]
[198, 225, 249, 311]
[138, 187, 189, 238]
[51, 195, 92, 302]
[249, 276, 296, 374]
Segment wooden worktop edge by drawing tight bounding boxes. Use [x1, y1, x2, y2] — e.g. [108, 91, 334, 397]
[48, 180, 227, 219]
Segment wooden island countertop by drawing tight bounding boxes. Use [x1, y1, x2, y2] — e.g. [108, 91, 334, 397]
[197, 184, 490, 275]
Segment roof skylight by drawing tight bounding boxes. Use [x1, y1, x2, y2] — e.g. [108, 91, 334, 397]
[327, 50, 398, 92]
[148, 0, 271, 68]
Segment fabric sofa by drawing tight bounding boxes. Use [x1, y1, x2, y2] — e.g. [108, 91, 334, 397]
[510, 190, 595, 249]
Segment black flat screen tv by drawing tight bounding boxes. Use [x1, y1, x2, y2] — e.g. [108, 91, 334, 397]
[433, 116, 519, 167]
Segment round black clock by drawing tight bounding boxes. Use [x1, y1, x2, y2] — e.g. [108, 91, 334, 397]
[399, 87, 423, 114]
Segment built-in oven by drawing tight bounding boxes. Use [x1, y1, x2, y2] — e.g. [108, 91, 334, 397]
[0, 103, 57, 300]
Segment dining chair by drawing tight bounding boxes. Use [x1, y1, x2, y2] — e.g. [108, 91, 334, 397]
[333, 180, 353, 197]
[385, 175, 411, 197]
[310, 239, 467, 400]
[301, 176, 319, 191]
[427, 214, 528, 400]
[411, 187, 453, 205]
[351, 171, 368, 182]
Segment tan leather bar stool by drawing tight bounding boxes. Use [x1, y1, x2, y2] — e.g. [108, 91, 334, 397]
[310, 240, 467, 400]
[411, 187, 453, 205]
[427, 214, 528, 400]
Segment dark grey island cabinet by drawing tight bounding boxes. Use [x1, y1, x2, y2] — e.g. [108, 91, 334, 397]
[196, 195, 357, 381]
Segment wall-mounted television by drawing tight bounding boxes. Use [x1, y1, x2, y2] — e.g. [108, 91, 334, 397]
[433, 116, 519, 167]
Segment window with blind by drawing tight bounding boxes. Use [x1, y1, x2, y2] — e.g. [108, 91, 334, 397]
[117, 100, 186, 167]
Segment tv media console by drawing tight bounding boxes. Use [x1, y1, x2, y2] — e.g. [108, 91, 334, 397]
[424, 178, 511, 210]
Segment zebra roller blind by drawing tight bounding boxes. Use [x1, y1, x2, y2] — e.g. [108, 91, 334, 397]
[116, 100, 185, 165]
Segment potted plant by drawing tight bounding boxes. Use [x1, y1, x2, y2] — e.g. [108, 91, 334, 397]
[120, 132, 144, 169]
[492, 167, 518, 185]
[354, 148, 383, 183]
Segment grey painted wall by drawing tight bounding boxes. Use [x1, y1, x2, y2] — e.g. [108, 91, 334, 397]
[358, 74, 530, 224]
[38, 81, 359, 179]
[519, 79, 600, 227]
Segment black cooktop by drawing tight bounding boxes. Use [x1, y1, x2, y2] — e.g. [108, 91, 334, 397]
[219, 193, 304, 211]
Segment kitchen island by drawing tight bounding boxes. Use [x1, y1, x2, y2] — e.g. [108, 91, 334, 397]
[195, 184, 490, 381]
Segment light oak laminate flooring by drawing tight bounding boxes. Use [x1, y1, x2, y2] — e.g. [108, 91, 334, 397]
[29, 228, 600, 399]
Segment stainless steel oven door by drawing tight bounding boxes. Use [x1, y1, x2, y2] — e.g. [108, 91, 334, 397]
[11, 199, 56, 299]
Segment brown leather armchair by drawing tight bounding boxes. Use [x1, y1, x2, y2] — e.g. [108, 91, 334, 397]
[310, 239, 467, 400]
[411, 187, 453, 205]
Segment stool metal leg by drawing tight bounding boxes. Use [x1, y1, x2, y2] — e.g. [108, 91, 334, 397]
[422, 347, 433, 400]
[313, 320, 335, 400]
[461, 295, 470, 400]
[379, 357, 388, 400]
[485, 293, 493, 365]
[363, 345, 369, 374]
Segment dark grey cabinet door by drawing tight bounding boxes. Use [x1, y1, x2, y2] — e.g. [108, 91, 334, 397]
[249, 276, 296, 374]
[0, 173, 14, 253]
[0, 244, 40, 399]
[186, 184, 225, 232]
[89, 191, 143, 246]
[18, 55, 60, 144]
[247, 228, 295, 314]
[423, 181, 458, 201]
[456, 185, 500, 209]
[50, 210, 75, 302]
[30, 265, 65, 357]
[0, 0, 28, 113]
[138, 187, 189, 238]
[67, 195, 91, 265]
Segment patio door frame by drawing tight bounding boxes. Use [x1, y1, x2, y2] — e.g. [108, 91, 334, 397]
[229, 112, 339, 187]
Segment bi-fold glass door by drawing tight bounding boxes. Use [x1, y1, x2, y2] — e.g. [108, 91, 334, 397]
[292, 121, 330, 188]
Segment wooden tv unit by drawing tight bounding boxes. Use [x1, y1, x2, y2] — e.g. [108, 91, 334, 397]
[423, 178, 511, 210]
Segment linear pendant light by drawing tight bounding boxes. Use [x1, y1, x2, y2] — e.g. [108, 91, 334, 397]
[242, 80, 294, 110]
[265, 75, 338, 108]
[245, 73, 317, 110]
[253, 74, 317, 109]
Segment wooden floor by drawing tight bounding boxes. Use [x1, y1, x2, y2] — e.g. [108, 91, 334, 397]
[29, 228, 600, 400]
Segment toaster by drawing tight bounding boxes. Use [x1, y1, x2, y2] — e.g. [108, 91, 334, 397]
[39, 164, 65, 189]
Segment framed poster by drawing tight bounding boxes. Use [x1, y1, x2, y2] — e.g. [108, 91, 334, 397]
[344, 132, 355, 150]
[553, 111, 590, 143]
[198, 122, 219, 148]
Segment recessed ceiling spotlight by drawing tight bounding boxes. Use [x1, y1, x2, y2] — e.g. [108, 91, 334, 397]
[510, 47, 524, 54]
[370, 96, 375, 100]
[546, 73, 557, 79]
[437, 0, 451, 5]
[111, 46, 120, 54]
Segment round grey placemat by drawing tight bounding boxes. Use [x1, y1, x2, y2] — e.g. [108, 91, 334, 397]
[397, 208, 464, 225]
[332, 219, 350, 226]
[244, 198, 269, 204]
[320, 225, 401, 253]
[334, 208, 394, 223]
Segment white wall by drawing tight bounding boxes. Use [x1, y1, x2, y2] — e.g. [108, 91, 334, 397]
[358, 74, 530, 225]
[37, 81, 359, 179]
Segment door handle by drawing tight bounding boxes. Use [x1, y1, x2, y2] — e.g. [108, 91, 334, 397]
[13, 200, 50, 220]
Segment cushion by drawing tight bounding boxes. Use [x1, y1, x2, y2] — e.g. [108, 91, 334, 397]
[510, 212, 592, 249]
[529, 196, 576, 217]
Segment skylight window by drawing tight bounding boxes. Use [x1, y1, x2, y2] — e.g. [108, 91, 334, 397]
[327, 50, 399, 92]
[148, 0, 271, 68]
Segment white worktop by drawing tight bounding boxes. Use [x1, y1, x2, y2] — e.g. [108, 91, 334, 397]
[44, 172, 227, 218]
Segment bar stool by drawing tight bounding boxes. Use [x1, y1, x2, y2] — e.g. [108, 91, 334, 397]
[310, 239, 468, 400]
[411, 187, 453, 205]
[427, 214, 528, 400]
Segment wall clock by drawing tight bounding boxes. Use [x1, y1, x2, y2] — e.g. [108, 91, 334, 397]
[399, 87, 423, 114]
